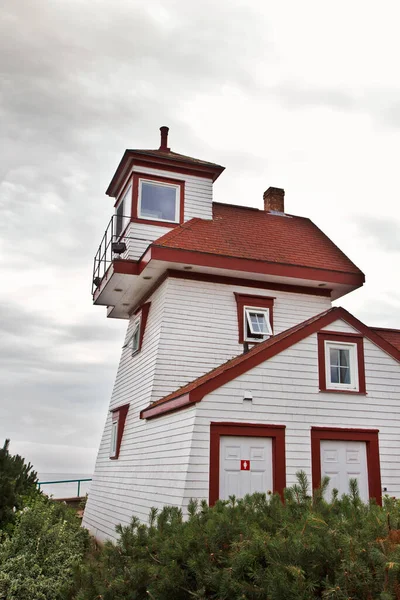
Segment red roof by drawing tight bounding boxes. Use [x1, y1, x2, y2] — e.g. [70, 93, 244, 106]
[141, 307, 400, 420]
[371, 328, 400, 351]
[154, 203, 364, 277]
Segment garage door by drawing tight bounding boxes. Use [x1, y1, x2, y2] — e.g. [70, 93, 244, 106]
[320, 440, 369, 502]
[219, 435, 273, 500]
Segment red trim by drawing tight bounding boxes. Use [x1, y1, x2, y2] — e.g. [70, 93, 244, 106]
[113, 260, 139, 276]
[131, 217, 180, 228]
[149, 246, 365, 288]
[106, 152, 224, 197]
[234, 293, 274, 344]
[140, 306, 400, 420]
[132, 172, 185, 225]
[166, 270, 332, 297]
[311, 427, 382, 505]
[318, 332, 366, 394]
[140, 393, 193, 420]
[209, 422, 286, 505]
[109, 403, 129, 460]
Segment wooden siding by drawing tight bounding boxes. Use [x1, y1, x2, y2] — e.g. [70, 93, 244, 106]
[151, 277, 332, 401]
[188, 329, 400, 504]
[132, 165, 214, 221]
[124, 222, 173, 261]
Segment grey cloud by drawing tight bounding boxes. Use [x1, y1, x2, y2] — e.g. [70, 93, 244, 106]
[354, 215, 400, 253]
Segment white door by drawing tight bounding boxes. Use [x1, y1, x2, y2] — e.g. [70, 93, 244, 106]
[320, 440, 369, 502]
[219, 436, 273, 500]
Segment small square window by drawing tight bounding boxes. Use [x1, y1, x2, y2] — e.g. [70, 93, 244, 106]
[244, 307, 272, 342]
[325, 341, 358, 391]
[318, 332, 365, 394]
[138, 180, 180, 223]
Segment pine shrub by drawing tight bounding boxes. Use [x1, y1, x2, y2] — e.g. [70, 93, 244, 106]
[74, 473, 400, 600]
[0, 496, 90, 600]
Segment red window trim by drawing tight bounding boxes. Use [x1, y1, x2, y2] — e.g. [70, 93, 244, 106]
[311, 426, 382, 505]
[109, 403, 129, 460]
[234, 293, 274, 344]
[209, 422, 286, 505]
[132, 302, 151, 354]
[318, 331, 366, 394]
[131, 171, 185, 225]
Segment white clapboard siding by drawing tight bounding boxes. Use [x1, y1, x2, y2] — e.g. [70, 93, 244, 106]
[123, 222, 173, 260]
[151, 277, 332, 401]
[185, 328, 400, 505]
[132, 165, 214, 221]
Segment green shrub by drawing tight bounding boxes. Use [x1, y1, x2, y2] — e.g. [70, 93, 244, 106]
[0, 496, 90, 600]
[0, 439, 40, 532]
[74, 473, 400, 600]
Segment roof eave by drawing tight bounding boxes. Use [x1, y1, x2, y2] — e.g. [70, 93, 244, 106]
[106, 150, 225, 197]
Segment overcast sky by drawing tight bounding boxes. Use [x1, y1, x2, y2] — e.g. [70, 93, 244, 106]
[1, 0, 399, 475]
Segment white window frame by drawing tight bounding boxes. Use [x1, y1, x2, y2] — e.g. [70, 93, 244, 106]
[324, 341, 359, 391]
[138, 178, 180, 223]
[129, 314, 141, 356]
[115, 184, 132, 237]
[110, 419, 118, 458]
[244, 306, 273, 342]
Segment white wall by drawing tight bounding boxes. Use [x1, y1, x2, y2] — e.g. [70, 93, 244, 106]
[151, 277, 332, 401]
[188, 326, 400, 503]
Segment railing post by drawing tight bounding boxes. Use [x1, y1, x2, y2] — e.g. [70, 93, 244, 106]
[77, 480, 81, 497]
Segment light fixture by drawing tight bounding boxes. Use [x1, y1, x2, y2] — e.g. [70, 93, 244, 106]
[243, 391, 253, 402]
[112, 241, 127, 255]
[93, 277, 102, 287]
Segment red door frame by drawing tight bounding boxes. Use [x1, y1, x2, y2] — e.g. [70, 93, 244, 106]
[209, 422, 286, 505]
[311, 426, 382, 505]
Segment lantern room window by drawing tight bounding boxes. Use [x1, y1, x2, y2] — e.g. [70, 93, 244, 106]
[138, 179, 180, 223]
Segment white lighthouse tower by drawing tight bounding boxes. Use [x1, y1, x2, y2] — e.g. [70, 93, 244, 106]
[83, 127, 400, 543]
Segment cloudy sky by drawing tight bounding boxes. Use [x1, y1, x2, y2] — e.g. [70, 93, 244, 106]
[1, 0, 399, 475]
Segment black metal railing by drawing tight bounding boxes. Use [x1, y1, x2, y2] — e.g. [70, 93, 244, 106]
[92, 214, 130, 294]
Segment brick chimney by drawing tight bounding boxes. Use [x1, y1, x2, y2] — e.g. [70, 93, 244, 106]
[263, 187, 285, 213]
[159, 126, 170, 152]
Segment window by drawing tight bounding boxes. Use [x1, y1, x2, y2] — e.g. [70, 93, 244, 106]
[138, 179, 180, 223]
[109, 404, 129, 459]
[318, 332, 366, 394]
[123, 302, 151, 356]
[234, 294, 274, 344]
[115, 184, 132, 238]
[130, 316, 141, 355]
[244, 307, 273, 342]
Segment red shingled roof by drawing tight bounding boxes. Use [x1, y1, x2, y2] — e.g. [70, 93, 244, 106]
[154, 203, 364, 276]
[140, 307, 400, 420]
[371, 328, 400, 351]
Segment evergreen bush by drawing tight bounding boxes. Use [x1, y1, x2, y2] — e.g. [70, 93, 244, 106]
[0, 439, 40, 532]
[0, 496, 90, 600]
[75, 473, 400, 600]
